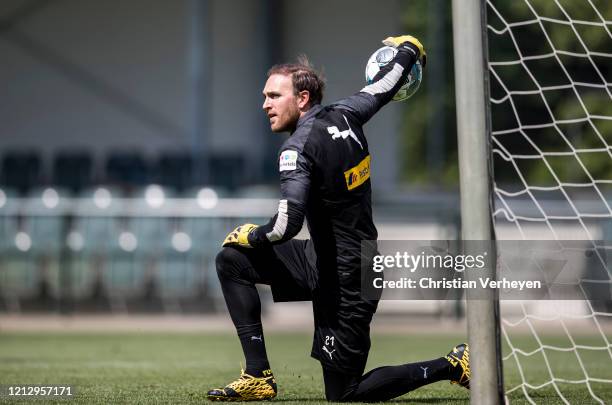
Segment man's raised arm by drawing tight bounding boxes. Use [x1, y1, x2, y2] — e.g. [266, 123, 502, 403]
[334, 35, 426, 125]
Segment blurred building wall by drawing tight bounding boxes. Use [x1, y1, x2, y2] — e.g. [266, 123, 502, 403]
[0, 0, 191, 164]
[0, 0, 401, 189]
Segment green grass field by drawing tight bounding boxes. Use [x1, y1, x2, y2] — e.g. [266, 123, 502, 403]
[0, 332, 610, 404]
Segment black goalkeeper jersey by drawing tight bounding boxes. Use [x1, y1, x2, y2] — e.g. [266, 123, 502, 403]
[249, 43, 419, 279]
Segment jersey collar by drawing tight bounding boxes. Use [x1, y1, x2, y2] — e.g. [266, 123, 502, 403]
[293, 104, 324, 134]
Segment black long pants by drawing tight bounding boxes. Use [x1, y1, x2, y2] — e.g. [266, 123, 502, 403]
[216, 244, 452, 402]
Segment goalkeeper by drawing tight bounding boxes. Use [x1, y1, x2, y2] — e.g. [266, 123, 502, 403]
[207, 35, 470, 402]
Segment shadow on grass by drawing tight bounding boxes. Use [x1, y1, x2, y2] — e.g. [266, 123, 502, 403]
[387, 399, 468, 404]
[273, 398, 468, 404]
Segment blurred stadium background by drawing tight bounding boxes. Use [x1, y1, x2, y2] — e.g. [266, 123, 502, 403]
[0, 0, 466, 319]
[0, 0, 610, 403]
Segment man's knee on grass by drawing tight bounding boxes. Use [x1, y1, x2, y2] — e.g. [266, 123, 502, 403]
[325, 389, 354, 403]
[323, 368, 360, 403]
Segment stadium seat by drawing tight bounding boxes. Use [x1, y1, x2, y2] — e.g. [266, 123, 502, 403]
[181, 186, 229, 256]
[105, 152, 150, 190]
[0, 186, 61, 304]
[156, 252, 200, 299]
[73, 186, 123, 253]
[154, 152, 196, 192]
[52, 151, 93, 193]
[22, 187, 71, 255]
[129, 185, 176, 254]
[208, 153, 246, 190]
[156, 218, 197, 294]
[1, 151, 41, 194]
[62, 253, 97, 300]
[0, 187, 19, 253]
[0, 252, 41, 300]
[66, 187, 124, 302]
[105, 251, 147, 298]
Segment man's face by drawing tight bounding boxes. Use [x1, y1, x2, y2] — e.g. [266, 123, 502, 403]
[262, 74, 302, 133]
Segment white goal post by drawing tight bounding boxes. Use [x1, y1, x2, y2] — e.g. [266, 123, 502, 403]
[453, 1, 504, 404]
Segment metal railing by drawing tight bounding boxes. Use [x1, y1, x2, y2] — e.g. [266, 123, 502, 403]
[0, 187, 462, 314]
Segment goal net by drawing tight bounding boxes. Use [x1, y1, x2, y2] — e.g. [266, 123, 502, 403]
[485, 0, 612, 403]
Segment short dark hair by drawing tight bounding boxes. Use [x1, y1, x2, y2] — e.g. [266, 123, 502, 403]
[267, 55, 325, 105]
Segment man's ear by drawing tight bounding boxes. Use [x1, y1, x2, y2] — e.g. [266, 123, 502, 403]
[297, 90, 311, 110]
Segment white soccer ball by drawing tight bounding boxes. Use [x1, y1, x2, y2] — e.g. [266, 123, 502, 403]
[364, 46, 422, 102]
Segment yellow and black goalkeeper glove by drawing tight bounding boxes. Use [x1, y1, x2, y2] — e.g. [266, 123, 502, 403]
[222, 224, 259, 248]
[382, 35, 427, 67]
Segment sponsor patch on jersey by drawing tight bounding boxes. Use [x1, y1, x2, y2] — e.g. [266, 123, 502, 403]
[279, 150, 298, 172]
[344, 155, 371, 190]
